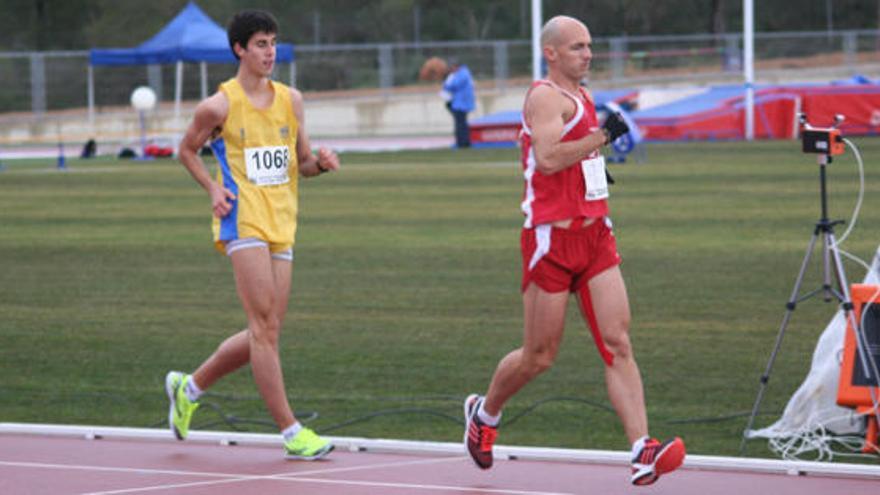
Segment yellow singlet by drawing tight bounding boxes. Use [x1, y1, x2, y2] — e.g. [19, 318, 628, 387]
[209, 78, 299, 253]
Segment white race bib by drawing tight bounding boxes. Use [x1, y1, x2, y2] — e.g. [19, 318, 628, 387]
[245, 145, 290, 186]
[581, 156, 609, 201]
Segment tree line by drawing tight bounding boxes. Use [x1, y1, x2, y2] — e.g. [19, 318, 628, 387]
[2, 0, 879, 51]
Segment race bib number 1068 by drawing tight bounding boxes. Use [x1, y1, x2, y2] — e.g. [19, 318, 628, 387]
[245, 145, 290, 186]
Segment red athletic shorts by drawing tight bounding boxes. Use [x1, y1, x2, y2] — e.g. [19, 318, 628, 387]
[520, 217, 621, 366]
[521, 217, 621, 294]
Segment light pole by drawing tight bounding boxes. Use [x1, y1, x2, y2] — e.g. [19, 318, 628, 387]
[130, 86, 157, 161]
[531, 0, 542, 80]
[744, 0, 754, 141]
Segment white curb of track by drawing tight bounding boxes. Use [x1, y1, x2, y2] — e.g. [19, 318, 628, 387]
[2, 422, 878, 479]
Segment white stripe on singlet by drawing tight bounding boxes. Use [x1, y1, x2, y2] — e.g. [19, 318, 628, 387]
[560, 89, 584, 136]
[520, 81, 586, 229]
[520, 81, 584, 138]
[521, 146, 537, 229]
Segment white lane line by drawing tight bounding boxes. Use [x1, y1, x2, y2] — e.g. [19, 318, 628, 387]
[262, 476, 573, 495]
[1, 455, 571, 495]
[0, 460, 239, 479]
[80, 476, 264, 495]
[83, 474, 572, 495]
[277, 455, 464, 477]
[77, 456, 466, 495]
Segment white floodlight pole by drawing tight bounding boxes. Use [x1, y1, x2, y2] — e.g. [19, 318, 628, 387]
[131, 87, 157, 161]
[531, 0, 542, 80]
[87, 64, 95, 126]
[744, 0, 755, 140]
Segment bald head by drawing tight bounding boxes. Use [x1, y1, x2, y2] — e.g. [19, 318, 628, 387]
[540, 16, 588, 49]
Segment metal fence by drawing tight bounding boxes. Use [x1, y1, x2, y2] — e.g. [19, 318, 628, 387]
[2, 29, 879, 116]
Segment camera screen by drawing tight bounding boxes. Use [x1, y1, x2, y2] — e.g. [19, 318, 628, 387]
[802, 130, 833, 154]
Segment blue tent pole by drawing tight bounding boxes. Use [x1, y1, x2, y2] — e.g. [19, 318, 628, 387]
[175, 62, 183, 119]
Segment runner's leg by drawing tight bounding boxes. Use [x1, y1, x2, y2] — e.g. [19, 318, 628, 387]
[483, 283, 569, 415]
[230, 246, 296, 430]
[580, 266, 648, 442]
[191, 255, 292, 391]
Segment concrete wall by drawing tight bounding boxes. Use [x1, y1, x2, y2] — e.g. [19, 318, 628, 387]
[0, 86, 529, 149]
[3, 62, 878, 150]
[306, 87, 526, 137]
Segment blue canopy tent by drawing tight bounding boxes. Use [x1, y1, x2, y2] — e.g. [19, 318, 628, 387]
[87, 1, 294, 119]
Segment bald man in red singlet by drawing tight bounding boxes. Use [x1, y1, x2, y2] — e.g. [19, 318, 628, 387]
[463, 15, 685, 487]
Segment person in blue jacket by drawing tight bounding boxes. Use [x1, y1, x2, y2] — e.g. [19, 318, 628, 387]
[441, 59, 475, 148]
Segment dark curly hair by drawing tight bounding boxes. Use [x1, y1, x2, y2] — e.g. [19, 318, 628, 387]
[227, 10, 278, 60]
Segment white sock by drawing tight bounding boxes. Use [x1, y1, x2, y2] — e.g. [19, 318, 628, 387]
[477, 401, 501, 426]
[281, 422, 303, 443]
[631, 435, 650, 458]
[184, 376, 203, 402]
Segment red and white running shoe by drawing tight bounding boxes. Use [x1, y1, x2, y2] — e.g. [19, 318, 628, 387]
[463, 393, 498, 469]
[631, 436, 686, 486]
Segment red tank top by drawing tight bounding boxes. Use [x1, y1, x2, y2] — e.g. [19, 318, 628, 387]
[519, 80, 608, 228]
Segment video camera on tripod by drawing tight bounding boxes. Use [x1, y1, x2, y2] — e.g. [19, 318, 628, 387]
[743, 111, 880, 456]
[800, 113, 845, 157]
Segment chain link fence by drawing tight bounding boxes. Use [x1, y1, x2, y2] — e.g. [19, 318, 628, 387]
[1, 30, 878, 117]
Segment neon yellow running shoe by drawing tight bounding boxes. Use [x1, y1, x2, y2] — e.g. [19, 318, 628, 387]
[284, 427, 334, 460]
[165, 371, 199, 440]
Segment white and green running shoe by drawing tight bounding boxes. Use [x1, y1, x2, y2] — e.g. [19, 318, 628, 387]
[165, 371, 199, 440]
[284, 427, 334, 460]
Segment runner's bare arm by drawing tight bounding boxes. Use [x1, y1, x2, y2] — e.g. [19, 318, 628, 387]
[291, 88, 339, 177]
[178, 93, 236, 218]
[527, 85, 607, 175]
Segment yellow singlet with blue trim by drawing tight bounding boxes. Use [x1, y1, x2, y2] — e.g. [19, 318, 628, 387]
[210, 78, 299, 253]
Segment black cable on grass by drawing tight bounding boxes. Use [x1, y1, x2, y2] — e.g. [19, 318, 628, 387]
[500, 396, 617, 428]
[319, 408, 462, 433]
[150, 394, 780, 434]
[148, 393, 317, 431]
[664, 411, 759, 425]
[193, 401, 317, 431]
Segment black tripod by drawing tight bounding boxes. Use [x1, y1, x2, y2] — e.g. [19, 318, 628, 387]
[740, 123, 857, 454]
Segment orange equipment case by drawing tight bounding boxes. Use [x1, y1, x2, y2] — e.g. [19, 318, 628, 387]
[836, 284, 880, 453]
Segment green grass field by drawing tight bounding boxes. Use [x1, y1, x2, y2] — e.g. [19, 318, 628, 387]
[2, 139, 879, 459]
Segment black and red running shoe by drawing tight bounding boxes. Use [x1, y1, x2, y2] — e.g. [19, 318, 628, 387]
[463, 393, 498, 469]
[631, 436, 686, 486]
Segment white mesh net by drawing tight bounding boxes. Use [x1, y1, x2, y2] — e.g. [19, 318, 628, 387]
[748, 246, 880, 461]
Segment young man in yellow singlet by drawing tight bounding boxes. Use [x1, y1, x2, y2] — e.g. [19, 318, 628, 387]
[168, 10, 339, 460]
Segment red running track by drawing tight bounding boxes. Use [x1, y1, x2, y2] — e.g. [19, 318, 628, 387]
[2, 433, 879, 495]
